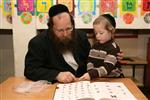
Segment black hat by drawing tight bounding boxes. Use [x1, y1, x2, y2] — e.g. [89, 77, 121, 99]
[102, 14, 116, 28]
[49, 4, 69, 17]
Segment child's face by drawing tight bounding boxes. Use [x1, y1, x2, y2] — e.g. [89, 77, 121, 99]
[93, 23, 112, 44]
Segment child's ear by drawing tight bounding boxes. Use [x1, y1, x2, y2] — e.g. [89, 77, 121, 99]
[108, 26, 115, 33]
[110, 29, 115, 39]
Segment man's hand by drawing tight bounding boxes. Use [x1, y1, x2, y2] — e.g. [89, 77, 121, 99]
[79, 73, 90, 81]
[56, 72, 76, 83]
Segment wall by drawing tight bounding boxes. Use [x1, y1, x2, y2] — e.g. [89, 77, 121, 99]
[12, 2, 36, 77]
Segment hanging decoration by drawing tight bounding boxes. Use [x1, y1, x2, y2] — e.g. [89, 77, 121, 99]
[17, 0, 34, 25]
[56, 0, 74, 16]
[120, 0, 138, 24]
[17, 0, 34, 15]
[20, 12, 32, 24]
[141, 0, 150, 24]
[36, 0, 53, 25]
[2, 0, 14, 24]
[100, 0, 117, 17]
[77, 0, 96, 24]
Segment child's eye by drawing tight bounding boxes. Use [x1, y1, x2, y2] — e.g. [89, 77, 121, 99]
[95, 32, 103, 35]
[98, 32, 103, 34]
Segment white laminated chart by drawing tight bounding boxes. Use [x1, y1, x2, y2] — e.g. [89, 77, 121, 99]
[53, 81, 137, 100]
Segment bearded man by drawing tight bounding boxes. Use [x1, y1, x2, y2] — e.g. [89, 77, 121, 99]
[24, 4, 91, 83]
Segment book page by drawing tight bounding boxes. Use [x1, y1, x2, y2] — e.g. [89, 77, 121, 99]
[90, 82, 137, 100]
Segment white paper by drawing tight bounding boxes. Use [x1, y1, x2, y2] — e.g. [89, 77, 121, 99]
[53, 81, 137, 100]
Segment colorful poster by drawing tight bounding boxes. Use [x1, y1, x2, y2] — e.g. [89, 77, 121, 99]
[36, 0, 53, 26]
[57, 0, 74, 15]
[141, 0, 150, 24]
[2, 0, 13, 15]
[120, 0, 138, 24]
[2, 0, 14, 24]
[100, 0, 117, 17]
[77, 0, 96, 15]
[141, 0, 150, 15]
[36, 0, 53, 14]
[77, 0, 96, 24]
[120, 0, 138, 15]
[17, 0, 34, 15]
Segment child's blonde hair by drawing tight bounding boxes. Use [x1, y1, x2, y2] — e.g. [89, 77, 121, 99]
[93, 14, 116, 34]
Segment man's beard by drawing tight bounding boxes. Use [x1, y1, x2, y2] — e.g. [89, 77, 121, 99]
[51, 31, 76, 54]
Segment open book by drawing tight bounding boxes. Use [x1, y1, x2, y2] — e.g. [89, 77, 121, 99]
[53, 81, 137, 100]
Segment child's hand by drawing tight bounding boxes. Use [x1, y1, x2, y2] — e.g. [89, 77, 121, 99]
[79, 73, 90, 81]
[117, 51, 124, 60]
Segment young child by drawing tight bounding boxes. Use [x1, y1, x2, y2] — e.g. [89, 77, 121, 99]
[80, 14, 123, 80]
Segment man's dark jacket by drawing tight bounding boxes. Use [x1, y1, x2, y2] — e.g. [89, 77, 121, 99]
[24, 29, 91, 83]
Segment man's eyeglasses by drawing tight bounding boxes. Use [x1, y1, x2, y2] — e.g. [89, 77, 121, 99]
[53, 26, 73, 33]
